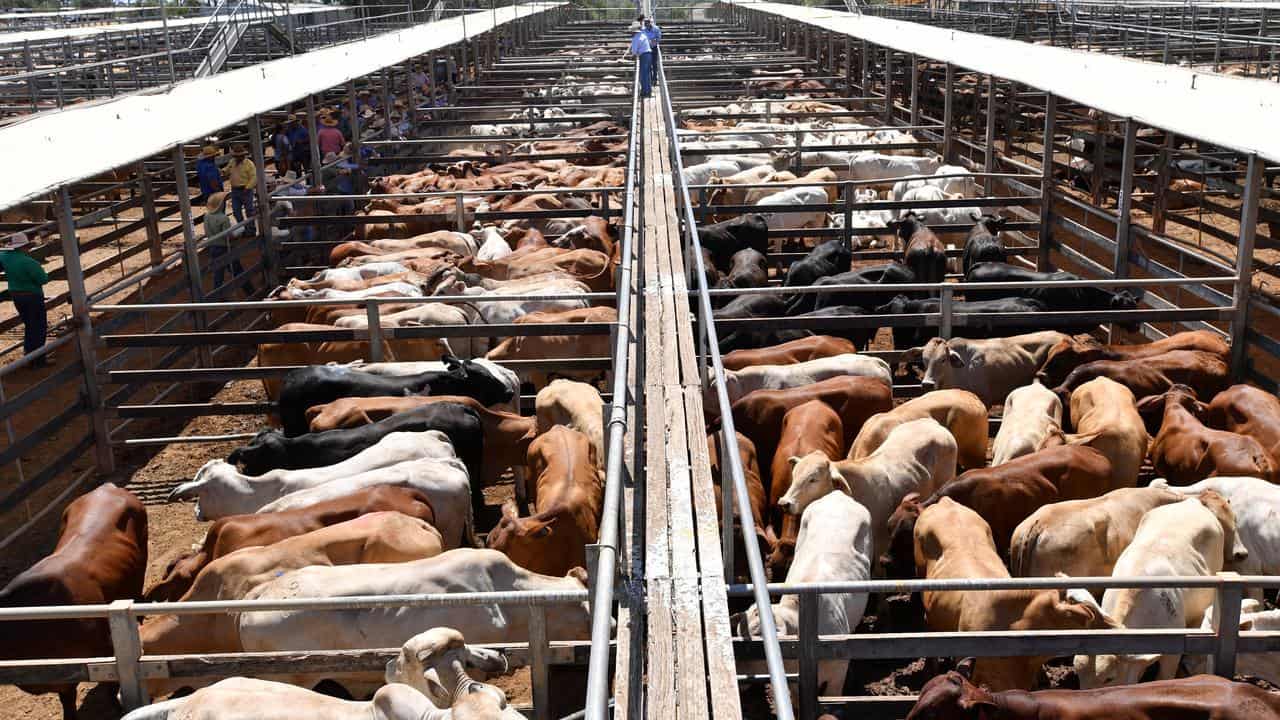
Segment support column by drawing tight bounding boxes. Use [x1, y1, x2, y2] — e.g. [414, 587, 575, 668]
[883, 48, 893, 124]
[54, 188, 115, 475]
[909, 54, 920, 128]
[983, 75, 997, 195]
[1113, 119, 1137, 280]
[305, 96, 323, 187]
[1230, 155, 1263, 380]
[136, 161, 163, 267]
[1038, 93, 1057, 271]
[942, 63, 955, 163]
[347, 80, 364, 191]
[171, 147, 211, 367]
[247, 116, 275, 288]
[1152, 132, 1176, 236]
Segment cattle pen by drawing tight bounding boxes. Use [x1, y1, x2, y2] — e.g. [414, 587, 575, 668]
[3, 0, 1280, 719]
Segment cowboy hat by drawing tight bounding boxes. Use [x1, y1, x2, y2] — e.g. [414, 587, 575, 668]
[206, 192, 228, 211]
[200, 145, 220, 158]
[361, 107, 375, 119]
[230, 145, 248, 157]
[3, 232, 31, 250]
[320, 115, 339, 127]
[628, 21, 641, 31]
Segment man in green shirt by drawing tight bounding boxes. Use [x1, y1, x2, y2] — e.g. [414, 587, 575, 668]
[0, 233, 51, 364]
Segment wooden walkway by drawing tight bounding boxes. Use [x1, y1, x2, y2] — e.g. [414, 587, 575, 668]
[636, 87, 743, 720]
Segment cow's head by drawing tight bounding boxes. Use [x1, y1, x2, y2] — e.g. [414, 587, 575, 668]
[1037, 334, 1106, 388]
[887, 211, 925, 244]
[879, 493, 925, 578]
[905, 671, 995, 720]
[225, 430, 287, 477]
[462, 359, 517, 407]
[486, 502, 561, 575]
[918, 337, 965, 393]
[969, 213, 1008, 234]
[386, 626, 510, 712]
[777, 452, 848, 517]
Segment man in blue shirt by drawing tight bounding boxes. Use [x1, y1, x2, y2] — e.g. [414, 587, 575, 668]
[642, 17, 661, 85]
[625, 22, 653, 98]
[195, 145, 223, 204]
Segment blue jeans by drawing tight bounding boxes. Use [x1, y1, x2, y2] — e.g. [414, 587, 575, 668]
[11, 292, 46, 356]
[638, 52, 654, 97]
[209, 244, 246, 294]
[230, 188, 256, 234]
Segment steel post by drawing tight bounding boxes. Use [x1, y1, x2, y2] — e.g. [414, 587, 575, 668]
[1210, 573, 1244, 677]
[942, 63, 955, 163]
[529, 605, 550, 720]
[798, 592, 819, 720]
[1113, 119, 1137, 280]
[883, 48, 893, 123]
[171, 147, 211, 368]
[1038, 93, 1057, 271]
[305, 96, 323, 188]
[107, 600, 146, 710]
[247, 116, 275, 288]
[136, 161, 164, 266]
[1229, 155, 1263, 381]
[983, 74, 997, 195]
[909, 53, 920, 128]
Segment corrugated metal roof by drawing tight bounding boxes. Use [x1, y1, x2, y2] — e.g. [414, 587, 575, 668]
[0, 2, 562, 211]
[0, 5, 332, 45]
[745, 1, 1280, 163]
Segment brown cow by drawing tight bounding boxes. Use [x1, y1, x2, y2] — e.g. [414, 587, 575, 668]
[914, 497, 1116, 691]
[1206, 384, 1280, 468]
[1037, 329, 1229, 387]
[460, 247, 614, 292]
[721, 335, 857, 371]
[485, 306, 617, 388]
[881, 445, 1114, 576]
[487, 425, 602, 576]
[303, 394, 534, 489]
[850, 389, 989, 470]
[907, 672, 1280, 720]
[765, 400, 843, 579]
[1139, 384, 1277, 484]
[0, 484, 147, 719]
[145, 485, 435, 602]
[1051, 350, 1229, 407]
[726, 376, 894, 481]
[707, 431, 772, 583]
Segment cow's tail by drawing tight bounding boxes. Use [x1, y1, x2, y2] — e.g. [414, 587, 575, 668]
[120, 698, 183, 720]
[464, 488, 480, 548]
[1009, 520, 1041, 577]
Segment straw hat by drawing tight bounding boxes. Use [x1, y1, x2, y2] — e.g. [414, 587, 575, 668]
[200, 145, 220, 158]
[628, 21, 641, 32]
[361, 107, 375, 119]
[230, 145, 248, 158]
[3, 232, 31, 250]
[286, 113, 299, 124]
[206, 192, 228, 211]
[320, 115, 339, 127]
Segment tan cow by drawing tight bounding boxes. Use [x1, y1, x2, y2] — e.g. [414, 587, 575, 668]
[850, 389, 988, 470]
[766, 401, 843, 578]
[916, 497, 1117, 691]
[1061, 376, 1149, 488]
[485, 306, 617, 388]
[535, 380, 604, 472]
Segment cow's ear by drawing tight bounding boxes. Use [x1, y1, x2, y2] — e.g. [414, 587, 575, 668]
[954, 657, 977, 679]
[947, 349, 964, 368]
[969, 211, 982, 222]
[829, 463, 853, 495]
[788, 455, 801, 468]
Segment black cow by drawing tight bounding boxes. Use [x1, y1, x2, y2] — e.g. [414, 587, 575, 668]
[719, 306, 873, 353]
[687, 245, 722, 293]
[783, 236, 852, 289]
[890, 212, 946, 285]
[961, 214, 1007, 274]
[228, 403, 485, 504]
[712, 293, 789, 321]
[875, 294, 1049, 347]
[275, 357, 513, 436]
[718, 248, 768, 290]
[698, 214, 770, 269]
[788, 262, 917, 314]
[963, 262, 1141, 313]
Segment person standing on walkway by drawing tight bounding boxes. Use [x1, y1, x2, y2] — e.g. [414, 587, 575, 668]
[227, 144, 258, 235]
[195, 145, 224, 205]
[271, 123, 292, 175]
[0, 233, 51, 364]
[203, 192, 253, 295]
[317, 113, 345, 157]
[642, 16, 662, 85]
[625, 21, 653, 99]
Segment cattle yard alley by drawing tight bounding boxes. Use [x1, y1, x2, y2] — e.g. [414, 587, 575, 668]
[4, 1, 1280, 720]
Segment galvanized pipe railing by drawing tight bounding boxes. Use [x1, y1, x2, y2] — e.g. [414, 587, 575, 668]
[582, 48, 641, 720]
[655, 51, 797, 720]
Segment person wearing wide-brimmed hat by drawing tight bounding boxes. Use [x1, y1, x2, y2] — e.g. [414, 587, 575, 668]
[317, 113, 345, 157]
[226, 144, 258, 233]
[642, 16, 662, 85]
[271, 121, 292, 175]
[195, 144, 224, 203]
[287, 112, 311, 174]
[203, 192, 253, 295]
[624, 21, 654, 98]
[0, 233, 51, 364]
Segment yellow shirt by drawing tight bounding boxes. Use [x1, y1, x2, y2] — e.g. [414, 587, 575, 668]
[228, 158, 257, 189]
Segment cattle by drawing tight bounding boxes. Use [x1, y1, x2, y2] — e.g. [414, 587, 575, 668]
[146, 485, 435, 603]
[720, 305, 876, 353]
[877, 295, 1050, 348]
[228, 402, 483, 484]
[722, 335, 857, 371]
[385, 627, 517, 717]
[689, 245, 722, 291]
[734, 492, 870, 700]
[963, 262, 1142, 318]
[901, 331, 1071, 407]
[235, 550, 591, 694]
[487, 426, 602, 576]
[782, 236, 852, 288]
[460, 247, 613, 292]
[535, 380, 604, 473]
[757, 186, 829, 246]
[1152, 476, 1280, 584]
[1072, 494, 1246, 687]
[275, 359, 514, 437]
[788, 262, 916, 315]
[0, 484, 147, 719]
[713, 293, 789, 322]
[883, 446, 1114, 575]
[891, 165, 976, 201]
[140, 512, 445, 662]
[476, 225, 514, 262]
[765, 401, 843, 578]
[305, 395, 535, 488]
[1009, 486, 1184, 582]
[1188, 600, 1280, 683]
[891, 212, 946, 283]
[485, 306, 617, 388]
[257, 328, 452, 397]
[707, 431, 772, 584]
[726, 376, 894, 473]
[707, 352, 892, 407]
[914, 497, 1115, 690]
[1038, 330, 1229, 387]
[1138, 384, 1277, 484]
[697, 214, 771, 269]
[1055, 376, 1148, 488]
[781, 418, 956, 562]
[1051, 350, 1230, 402]
[961, 214, 1007, 274]
[849, 389, 988, 470]
[720, 247, 768, 289]
[907, 672, 1280, 720]
[990, 380, 1062, 466]
[848, 152, 941, 182]
[1205, 383, 1280, 469]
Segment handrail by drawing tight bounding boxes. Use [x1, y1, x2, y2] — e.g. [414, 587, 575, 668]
[656, 51, 797, 720]
[187, 0, 231, 49]
[582, 48, 641, 720]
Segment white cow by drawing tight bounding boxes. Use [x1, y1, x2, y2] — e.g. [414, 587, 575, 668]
[683, 160, 747, 186]
[848, 152, 941, 182]
[291, 281, 424, 300]
[1152, 477, 1280, 584]
[707, 353, 892, 407]
[474, 226, 514, 262]
[236, 549, 592, 693]
[535, 379, 604, 471]
[371, 231, 477, 258]
[735, 491, 871, 699]
[1187, 600, 1280, 683]
[931, 165, 978, 197]
[170, 431, 459, 519]
[385, 627, 521, 719]
[756, 186, 829, 243]
[308, 262, 409, 283]
[780, 418, 957, 560]
[1073, 495, 1247, 687]
[904, 332, 1071, 408]
[990, 380, 1063, 465]
[257, 457, 472, 549]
